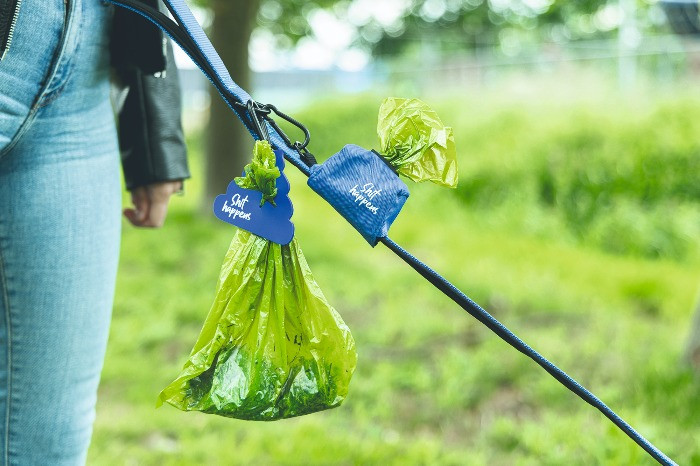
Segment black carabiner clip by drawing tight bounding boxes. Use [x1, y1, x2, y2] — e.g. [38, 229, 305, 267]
[232, 100, 271, 142]
[262, 103, 311, 150]
[233, 99, 316, 167]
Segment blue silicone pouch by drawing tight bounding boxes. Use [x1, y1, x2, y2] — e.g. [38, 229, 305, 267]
[308, 144, 410, 246]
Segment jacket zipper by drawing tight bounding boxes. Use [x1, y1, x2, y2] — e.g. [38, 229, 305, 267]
[0, 0, 22, 61]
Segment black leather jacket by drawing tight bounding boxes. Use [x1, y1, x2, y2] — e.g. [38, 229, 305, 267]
[110, 0, 190, 191]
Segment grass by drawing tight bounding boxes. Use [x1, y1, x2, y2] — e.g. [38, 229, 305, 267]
[89, 86, 700, 465]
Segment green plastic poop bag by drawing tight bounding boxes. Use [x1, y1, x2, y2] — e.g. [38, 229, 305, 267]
[157, 141, 357, 420]
[378, 97, 458, 188]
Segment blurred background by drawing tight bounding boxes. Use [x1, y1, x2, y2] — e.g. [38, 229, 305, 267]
[91, 0, 700, 464]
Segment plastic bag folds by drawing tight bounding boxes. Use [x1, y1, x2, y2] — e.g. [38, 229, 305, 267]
[235, 140, 281, 206]
[377, 97, 458, 188]
[157, 229, 357, 420]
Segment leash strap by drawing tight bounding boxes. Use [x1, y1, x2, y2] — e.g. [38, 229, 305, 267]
[379, 236, 675, 465]
[105, 1, 676, 463]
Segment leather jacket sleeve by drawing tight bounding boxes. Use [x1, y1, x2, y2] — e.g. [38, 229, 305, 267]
[110, 1, 191, 191]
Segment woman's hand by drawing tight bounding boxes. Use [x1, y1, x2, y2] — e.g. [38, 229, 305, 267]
[123, 181, 183, 228]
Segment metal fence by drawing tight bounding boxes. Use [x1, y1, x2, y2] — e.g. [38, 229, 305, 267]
[177, 33, 700, 118]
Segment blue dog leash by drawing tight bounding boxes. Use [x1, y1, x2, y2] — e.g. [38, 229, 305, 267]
[106, 1, 676, 463]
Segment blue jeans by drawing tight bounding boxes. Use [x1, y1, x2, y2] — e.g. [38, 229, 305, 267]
[0, 0, 120, 464]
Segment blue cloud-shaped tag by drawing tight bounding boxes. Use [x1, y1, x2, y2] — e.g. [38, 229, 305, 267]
[213, 149, 294, 245]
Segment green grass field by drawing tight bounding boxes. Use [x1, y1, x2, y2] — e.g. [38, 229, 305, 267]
[89, 88, 700, 465]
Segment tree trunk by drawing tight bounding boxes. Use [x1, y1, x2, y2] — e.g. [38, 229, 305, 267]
[204, 0, 260, 207]
[685, 297, 700, 371]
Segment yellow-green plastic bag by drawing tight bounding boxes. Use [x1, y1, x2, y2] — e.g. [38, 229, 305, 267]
[157, 142, 357, 420]
[378, 97, 458, 188]
[234, 140, 281, 206]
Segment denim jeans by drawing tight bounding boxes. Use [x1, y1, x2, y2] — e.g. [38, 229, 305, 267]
[0, 0, 120, 464]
